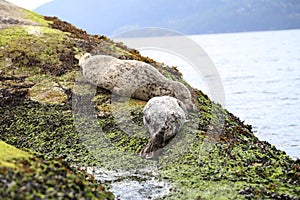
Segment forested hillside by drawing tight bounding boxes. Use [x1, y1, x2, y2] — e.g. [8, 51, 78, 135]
[35, 0, 300, 35]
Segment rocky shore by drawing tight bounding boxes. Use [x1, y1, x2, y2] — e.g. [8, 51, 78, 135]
[0, 1, 299, 199]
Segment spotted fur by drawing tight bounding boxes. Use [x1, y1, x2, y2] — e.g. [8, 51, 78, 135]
[77, 53, 194, 110]
[141, 96, 188, 159]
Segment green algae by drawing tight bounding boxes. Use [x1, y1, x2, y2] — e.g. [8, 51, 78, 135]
[23, 9, 50, 26]
[0, 141, 113, 199]
[0, 152, 114, 199]
[159, 135, 300, 199]
[3, 91, 298, 199]
[0, 98, 92, 165]
[0, 141, 31, 168]
[0, 24, 78, 105]
[0, 26, 77, 78]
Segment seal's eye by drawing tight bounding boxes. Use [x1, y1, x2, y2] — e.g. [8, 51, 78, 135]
[84, 53, 91, 60]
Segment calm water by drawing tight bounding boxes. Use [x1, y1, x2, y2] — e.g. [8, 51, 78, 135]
[140, 29, 300, 159]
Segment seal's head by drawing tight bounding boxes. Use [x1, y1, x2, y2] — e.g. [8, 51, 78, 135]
[171, 81, 195, 111]
[75, 53, 92, 66]
[141, 96, 189, 159]
[140, 130, 165, 159]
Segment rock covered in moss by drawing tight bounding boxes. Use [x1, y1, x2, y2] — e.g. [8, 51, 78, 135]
[0, 1, 299, 199]
[0, 0, 44, 29]
[0, 142, 114, 199]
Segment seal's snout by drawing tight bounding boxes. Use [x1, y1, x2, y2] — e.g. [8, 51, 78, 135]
[140, 129, 164, 159]
[75, 52, 92, 67]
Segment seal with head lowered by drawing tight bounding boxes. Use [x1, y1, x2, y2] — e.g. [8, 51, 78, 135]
[76, 53, 194, 110]
[140, 96, 189, 159]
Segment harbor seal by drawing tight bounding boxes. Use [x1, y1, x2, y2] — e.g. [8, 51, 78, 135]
[140, 96, 189, 159]
[76, 53, 194, 110]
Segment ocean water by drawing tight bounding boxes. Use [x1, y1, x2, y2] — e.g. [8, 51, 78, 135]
[138, 29, 300, 159]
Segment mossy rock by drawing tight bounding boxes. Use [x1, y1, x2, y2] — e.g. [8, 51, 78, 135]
[0, 141, 31, 168]
[0, 141, 114, 199]
[0, 3, 299, 199]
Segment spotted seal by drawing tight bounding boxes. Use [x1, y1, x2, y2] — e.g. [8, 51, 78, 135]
[140, 96, 189, 159]
[76, 53, 194, 110]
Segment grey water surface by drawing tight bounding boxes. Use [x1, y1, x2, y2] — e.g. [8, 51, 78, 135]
[86, 167, 171, 200]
